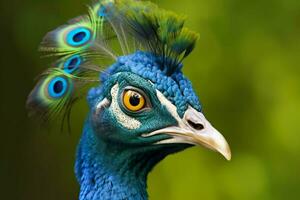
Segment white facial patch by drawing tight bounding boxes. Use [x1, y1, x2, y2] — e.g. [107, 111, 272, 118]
[153, 89, 192, 144]
[109, 84, 141, 130]
[95, 98, 110, 116]
[156, 89, 184, 127]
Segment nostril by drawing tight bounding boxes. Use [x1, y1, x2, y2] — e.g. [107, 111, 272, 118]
[187, 120, 204, 130]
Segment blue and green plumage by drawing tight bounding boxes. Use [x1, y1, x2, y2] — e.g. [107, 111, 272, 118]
[27, 1, 231, 199]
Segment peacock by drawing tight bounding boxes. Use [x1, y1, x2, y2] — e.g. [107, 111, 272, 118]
[27, 0, 231, 199]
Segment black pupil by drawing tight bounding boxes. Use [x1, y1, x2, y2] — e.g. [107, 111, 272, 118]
[67, 57, 79, 69]
[129, 93, 141, 106]
[53, 80, 63, 94]
[73, 31, 86, 42]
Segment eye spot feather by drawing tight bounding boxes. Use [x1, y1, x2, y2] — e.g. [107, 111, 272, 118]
[97, 2, 114, 17]
[66, 27, 92, 47]
[63, 55, 82, 74]
[47, 77, 68, 98]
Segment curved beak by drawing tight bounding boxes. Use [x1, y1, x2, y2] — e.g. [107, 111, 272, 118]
[143, 106, 231, 160]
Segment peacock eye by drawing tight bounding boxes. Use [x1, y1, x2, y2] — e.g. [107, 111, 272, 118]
[122, 89, 146, 112]
[47, 76, 68, 98]
[66, 27, 92, 47]
[63, 55, 82, 74]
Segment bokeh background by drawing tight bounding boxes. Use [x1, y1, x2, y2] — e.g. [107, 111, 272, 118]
[1, 0, 300, 199]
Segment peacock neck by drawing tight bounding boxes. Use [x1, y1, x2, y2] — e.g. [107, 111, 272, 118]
[75, 122, 156, 200]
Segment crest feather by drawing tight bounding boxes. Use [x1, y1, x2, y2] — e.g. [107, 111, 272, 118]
[27, 0, 199, 126]
[109, 0, 199, 73]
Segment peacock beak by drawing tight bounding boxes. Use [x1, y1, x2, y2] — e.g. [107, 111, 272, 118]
[143, 106, 231, 160]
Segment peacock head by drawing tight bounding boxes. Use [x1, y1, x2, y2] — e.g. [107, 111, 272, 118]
[27, 0, 231, 176]
[86, 51, 231, 161]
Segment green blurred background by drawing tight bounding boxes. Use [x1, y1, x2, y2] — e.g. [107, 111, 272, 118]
[1, 0, 300, 199]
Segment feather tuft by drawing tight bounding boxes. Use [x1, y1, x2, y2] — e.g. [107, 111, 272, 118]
[105, 0, 199, 73]
[27, 0, 199, 126]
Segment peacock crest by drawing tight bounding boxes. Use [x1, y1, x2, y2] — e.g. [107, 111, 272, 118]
[27, 0, 199, 124]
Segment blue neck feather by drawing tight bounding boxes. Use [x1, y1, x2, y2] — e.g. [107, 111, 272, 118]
[75, 120, 170, 200]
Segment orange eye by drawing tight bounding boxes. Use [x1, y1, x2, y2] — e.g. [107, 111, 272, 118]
[123, 90, 145, 112]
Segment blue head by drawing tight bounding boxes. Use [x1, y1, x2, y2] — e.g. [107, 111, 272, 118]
[27, 1, 231, 199]
[73, 50, 230, 199]
[78, 51, 229, 169]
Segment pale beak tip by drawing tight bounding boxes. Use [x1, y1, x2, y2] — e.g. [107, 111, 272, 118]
[219, 146, 231, 161]
[224, 151, 231, 161]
